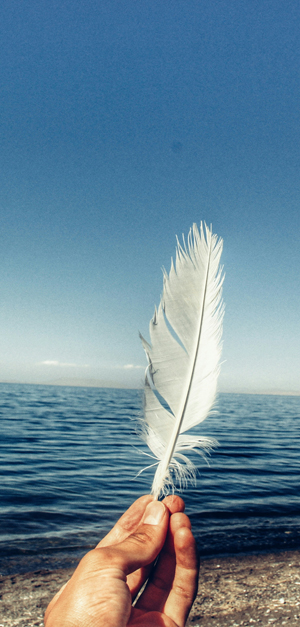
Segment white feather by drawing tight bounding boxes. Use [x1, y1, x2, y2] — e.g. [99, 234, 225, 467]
[139, 222, 224, 499]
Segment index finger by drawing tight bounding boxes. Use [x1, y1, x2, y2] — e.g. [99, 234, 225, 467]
[163, 525, 199, 626]
[135, 512, 192, 612]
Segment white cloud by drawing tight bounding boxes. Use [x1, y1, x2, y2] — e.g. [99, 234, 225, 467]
[39, 360, 90, 368]
[122, 364, 144, 370]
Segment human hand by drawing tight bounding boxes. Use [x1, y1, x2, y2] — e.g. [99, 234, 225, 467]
[44, 494, 199, 627]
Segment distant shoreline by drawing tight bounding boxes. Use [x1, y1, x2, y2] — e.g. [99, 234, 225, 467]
[0, 379, 300, 396]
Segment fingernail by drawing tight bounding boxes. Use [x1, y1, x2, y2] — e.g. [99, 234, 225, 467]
[143, 501, 166, 525]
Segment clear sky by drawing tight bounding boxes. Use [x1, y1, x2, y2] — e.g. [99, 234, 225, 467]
[1, 0, 299, 394]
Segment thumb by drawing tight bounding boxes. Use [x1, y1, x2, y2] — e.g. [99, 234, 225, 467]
[114, 500, 169, 575]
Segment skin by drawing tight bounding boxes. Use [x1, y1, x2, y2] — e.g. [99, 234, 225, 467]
[44, 494, 199, 627]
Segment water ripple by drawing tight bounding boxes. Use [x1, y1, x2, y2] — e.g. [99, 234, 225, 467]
[0, 383, 299, 574]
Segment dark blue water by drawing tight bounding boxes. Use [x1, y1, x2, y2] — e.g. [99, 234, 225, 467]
[0, 383, 300, 575]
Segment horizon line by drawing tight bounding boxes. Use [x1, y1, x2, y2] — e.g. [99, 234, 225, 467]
[0, 379, 299, 397]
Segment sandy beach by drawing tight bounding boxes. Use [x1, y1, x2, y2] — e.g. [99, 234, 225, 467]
[1, 549, 299, 626]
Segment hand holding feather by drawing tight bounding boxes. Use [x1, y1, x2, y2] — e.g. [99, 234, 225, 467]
[140, 223, 224, 499]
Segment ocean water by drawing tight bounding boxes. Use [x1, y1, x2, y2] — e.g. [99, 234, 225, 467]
[0, 383, 299, 576]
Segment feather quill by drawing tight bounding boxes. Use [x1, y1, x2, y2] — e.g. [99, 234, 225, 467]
[139, 222, 224, 499]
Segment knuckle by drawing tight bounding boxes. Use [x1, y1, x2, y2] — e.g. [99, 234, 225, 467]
[78, 548, 100, 572]
[79, 547, 119, 572]
[127, 529, 155, 549]
[120, 527, 163, 569]
[173, 580, 194, 602]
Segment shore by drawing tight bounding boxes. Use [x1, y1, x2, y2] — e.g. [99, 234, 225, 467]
[1, 550, 299, 627]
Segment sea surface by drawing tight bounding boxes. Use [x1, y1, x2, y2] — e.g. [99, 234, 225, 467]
[0, 383, 300, 576]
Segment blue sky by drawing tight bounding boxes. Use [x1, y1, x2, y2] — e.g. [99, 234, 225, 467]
[1, 0, 299, 394]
